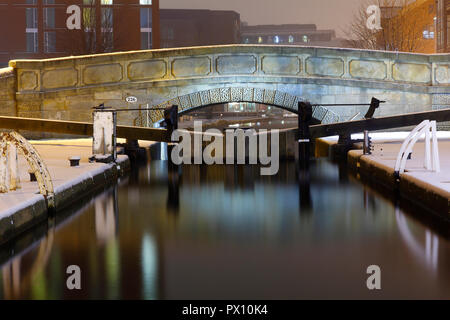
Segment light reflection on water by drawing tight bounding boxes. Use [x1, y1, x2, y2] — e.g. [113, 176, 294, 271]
[0, 160, 449, 299]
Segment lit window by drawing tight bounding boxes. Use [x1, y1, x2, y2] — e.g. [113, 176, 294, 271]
[257, 36, 263, 44]
[140, 0, 152, 4]
[303, 35, 308, 43]
[288, 35, 294, 43]
[83, 7, 95, 30]
[274, 35, 280, 43]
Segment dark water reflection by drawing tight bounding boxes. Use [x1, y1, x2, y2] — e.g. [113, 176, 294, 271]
[0, 160, 449, 299]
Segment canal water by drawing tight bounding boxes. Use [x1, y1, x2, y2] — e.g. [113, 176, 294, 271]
[0, 159, 449, 299]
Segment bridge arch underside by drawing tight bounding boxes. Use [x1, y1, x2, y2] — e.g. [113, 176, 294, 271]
[139, 87, 340, 127]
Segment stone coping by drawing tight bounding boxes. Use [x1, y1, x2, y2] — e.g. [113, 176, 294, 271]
[9, 45, 450, 67]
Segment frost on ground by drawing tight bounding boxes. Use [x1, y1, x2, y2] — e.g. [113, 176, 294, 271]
[0, 140, 128, 219]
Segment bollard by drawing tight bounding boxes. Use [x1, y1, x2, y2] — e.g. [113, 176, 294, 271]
[69, 156, 81, 167]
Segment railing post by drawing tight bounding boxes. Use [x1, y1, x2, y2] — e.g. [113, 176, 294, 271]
[394, 120, 440, 178]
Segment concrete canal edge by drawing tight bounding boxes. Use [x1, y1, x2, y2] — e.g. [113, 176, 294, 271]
[0, 156, 130, 246]
[347, 150, 449, 218]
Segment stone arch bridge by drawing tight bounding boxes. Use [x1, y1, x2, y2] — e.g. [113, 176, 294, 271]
[0, 45, 449, 128]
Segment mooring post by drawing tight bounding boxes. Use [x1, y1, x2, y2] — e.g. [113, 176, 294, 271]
[162, 105, 179, 169]
[298, 101, 312, 170]
[163, 104, 179, 136]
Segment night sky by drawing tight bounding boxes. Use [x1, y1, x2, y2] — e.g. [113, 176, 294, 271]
[161, 0, 364, 37]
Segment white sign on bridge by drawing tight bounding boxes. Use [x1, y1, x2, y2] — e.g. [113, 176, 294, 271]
[126, 96, 138, 103]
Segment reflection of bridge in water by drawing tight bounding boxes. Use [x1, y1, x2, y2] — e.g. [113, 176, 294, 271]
[1, 162, 449, 299]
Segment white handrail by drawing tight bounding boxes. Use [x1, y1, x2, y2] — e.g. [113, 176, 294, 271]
[394, 120, 440, 177]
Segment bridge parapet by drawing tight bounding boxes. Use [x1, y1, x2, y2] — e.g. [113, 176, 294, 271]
[10, 45, 450, 93]
[0, 67, 16, 117]
[3, 45, 450, 128]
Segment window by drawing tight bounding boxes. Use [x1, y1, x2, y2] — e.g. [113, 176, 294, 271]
[140, 0, 152, 4]
[167, 27, 174, 40]
[273, 35, 280, 43]
[83, 7, 95, 30]
[303, 35, 308, 43]
[448, 15, 450, 48]
[288, 35, 294, 43]
[26, 7, 37, 29]
[423, 29, 435, 39]
[44, 7, 55, 29]
[102, 7, 113, 28]
[102, 7, 114, 51]
[257, 36, 263, 44]
[44, 31, 56, 53]
[26, 7, 38, 52]
[141, 7, 152, 49]
[26, 33, 38, 53]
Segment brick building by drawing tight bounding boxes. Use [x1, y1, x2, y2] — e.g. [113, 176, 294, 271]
[159, 9, 240, 48]
[0, 0, 160, 67]
[379, 0, 436, 53]
[436, 0, 450, 52]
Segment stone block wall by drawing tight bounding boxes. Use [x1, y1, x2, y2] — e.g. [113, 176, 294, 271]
[0, 67, 16, 117]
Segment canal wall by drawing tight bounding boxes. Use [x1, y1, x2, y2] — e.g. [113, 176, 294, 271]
[348, 145, 450, 218]
[0, 140, 130, 246]
[317, 134, 450, 217]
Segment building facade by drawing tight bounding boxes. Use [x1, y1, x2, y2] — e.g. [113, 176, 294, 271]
[436, 0, 450, 52]
[160, 9, 240, 48]
[379, 0, 436, 53]
[0, 0, 160, 67]
[240, 24, 347, 47]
